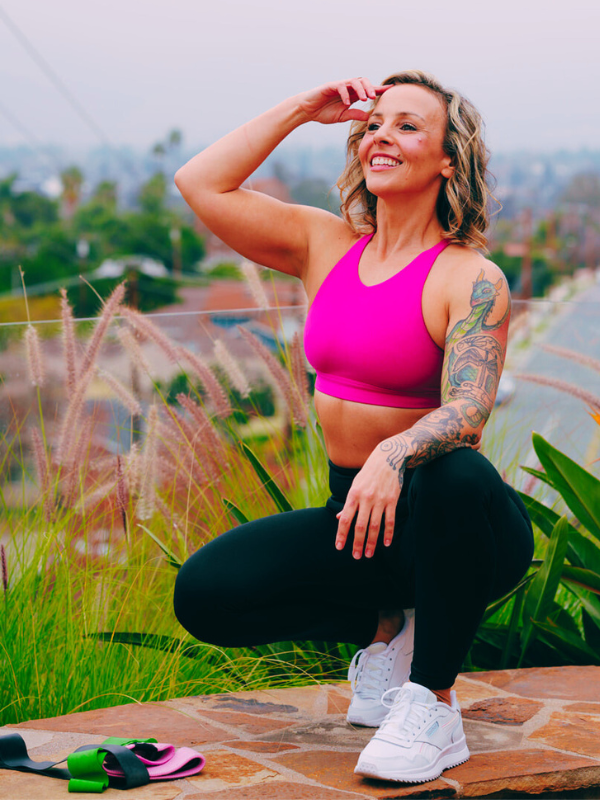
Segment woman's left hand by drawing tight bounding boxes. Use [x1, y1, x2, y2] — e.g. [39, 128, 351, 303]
[335, 443, 405, 559]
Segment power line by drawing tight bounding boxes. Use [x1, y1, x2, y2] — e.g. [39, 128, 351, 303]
[0, 4, 113, 147]
[0, 97, 62, 170]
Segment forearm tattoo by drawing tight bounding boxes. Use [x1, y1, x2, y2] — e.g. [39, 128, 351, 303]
[380, 268, 508, 477]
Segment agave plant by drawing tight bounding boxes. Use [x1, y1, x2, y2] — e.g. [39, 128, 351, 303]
[470, 431, 600, 671]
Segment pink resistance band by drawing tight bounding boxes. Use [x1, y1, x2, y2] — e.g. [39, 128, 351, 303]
[102, 741, 205, 780]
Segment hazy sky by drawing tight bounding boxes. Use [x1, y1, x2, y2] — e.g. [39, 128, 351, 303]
[1, 0, 599, 157]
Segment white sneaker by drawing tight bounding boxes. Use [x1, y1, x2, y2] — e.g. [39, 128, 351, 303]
[354, 681, 470, 783]
[346, 609, 415, 727]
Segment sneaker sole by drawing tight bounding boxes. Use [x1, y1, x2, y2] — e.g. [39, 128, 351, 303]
[346, 714, 384, 728]
[355, 740, 470, 783]
[346, 709, 387, 728]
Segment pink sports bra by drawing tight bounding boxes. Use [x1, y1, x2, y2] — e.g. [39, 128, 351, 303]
[304, 234, 448, 409]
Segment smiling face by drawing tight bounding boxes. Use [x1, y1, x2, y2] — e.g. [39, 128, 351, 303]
[358, 84, 454, 199]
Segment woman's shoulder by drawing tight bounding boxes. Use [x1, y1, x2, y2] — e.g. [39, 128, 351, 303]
[301, 210, 366, 292]
[438, 244, 510, 326]
[439, 243, 508, 288]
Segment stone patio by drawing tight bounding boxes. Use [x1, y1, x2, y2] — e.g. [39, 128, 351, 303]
[2, 666, 600, 799]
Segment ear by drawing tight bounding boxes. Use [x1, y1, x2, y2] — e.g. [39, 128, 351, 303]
[495, 278, 504, 291]
[441, 155, 455, 180]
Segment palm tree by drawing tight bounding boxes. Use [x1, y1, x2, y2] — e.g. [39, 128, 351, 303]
[60, 166, 84, 220]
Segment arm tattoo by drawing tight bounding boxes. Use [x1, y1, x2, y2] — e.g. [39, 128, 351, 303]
[379, 268, 508, 476]
[443, 269, 508, 427]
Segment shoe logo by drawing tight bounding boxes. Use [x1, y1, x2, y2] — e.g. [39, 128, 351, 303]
[425, 721, 439, 738]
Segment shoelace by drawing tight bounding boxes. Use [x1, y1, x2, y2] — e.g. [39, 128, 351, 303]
[348, 648, 389, 700]
[378, 686, 435, 743]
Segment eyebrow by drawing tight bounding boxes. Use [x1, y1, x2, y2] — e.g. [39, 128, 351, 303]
[370, 111, 426, 122]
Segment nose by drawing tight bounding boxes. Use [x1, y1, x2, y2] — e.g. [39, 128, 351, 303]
[373, 121, 393, 144]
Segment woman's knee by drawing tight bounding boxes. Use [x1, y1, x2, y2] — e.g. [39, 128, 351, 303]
[411, 447, 495, 503]
[173, 542, 239, 643]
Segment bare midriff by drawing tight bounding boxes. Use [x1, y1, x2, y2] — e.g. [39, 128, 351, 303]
[314, 389, 436, 468]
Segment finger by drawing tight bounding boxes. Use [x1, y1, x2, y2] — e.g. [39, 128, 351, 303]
[374, 84, 392, 95]
[349, 78, 368, 103]
[360, 77, 378, 99]
[383, 504, 396, 547]
[364, 505, 385, 558]
[335, 500, 357, 550]
[339, 108, 370, 122]
[352, 505, 372, 560]
[337, 83, 352, 106]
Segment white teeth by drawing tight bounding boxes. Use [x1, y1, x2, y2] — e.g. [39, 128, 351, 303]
[371, 157, 400, 167]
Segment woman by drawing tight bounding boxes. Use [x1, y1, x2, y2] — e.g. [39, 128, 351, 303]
[173, 72, 534, 785]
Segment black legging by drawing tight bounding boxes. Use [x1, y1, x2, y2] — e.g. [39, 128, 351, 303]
[174, 448, 534, 690]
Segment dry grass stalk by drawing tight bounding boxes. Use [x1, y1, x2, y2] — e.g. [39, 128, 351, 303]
[117, 326, 151, 374]
[238, 326, 306, 426]
[1, 544, 7, 594]
[291, 331, 310, 423]
[138, 405, 159, 520]
[24, 325, 45, 387]
[62, 421, 93, 507]
[516, 373, 600, 412]
[97, 369, 142, 416]
[54, 367, 95, 465]
[121, 307, 181, 363]
[60, 288, 78, 398]
[30, 426, 53, 522]
[156, 452, 193, 485]
[214, 339, 250, 398]
[80, 283, 126, 376]
[240, 260, 270, 309]
[162, 405, 216, 483]
[124, 442, 142, 497]
[176, 348, 232, 418]
[175, 393, 226, 463]
[540, 344, 600, 375]
[116, 455, 128, 537]
[79, 480, 114, 511]
[154, 493, 180, 530]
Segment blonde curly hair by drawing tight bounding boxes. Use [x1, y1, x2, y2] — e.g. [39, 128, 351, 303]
[337, 70, 495, 250]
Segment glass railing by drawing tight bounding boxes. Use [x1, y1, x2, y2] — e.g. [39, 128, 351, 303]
[1, 272, 599, 513]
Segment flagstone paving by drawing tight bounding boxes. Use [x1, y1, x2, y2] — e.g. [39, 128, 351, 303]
[2, 666, 600, 799]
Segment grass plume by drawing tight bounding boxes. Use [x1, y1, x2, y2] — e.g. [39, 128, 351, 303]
[24, 325, 45, 387]
[516, 373, 600, 413]
[60, 288, 78, 398]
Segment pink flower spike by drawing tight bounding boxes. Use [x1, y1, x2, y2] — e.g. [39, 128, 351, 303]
[214, 339, 250, 398]
[24, 325, 45, 387]
[60, 288, 78, 399]
[80, 282, 126, 377]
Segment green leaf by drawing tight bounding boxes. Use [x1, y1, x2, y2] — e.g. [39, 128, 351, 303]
[482, 573, 535, 623]
[520, 465, 555, 489]
[138, 524, 182, 569]
[566, 584, 600, 635]
[500, 584, 526, 669]
[567, 531, 600, 576]
[240, 442, 293, 513]
[519, 515, 571, 666]
[561, 565, 600, 595]
[88, 632, 204, 660]
[532, 432, 600, 541]
[583, 608, 600, 651]
[222, 498, 250, 525]
[547, 600, 580, 634]
[532, 619, 600, 665]
[517, 491, 600, 571]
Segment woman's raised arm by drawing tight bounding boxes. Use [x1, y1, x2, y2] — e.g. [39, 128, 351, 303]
[174, 79, 387, 279]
